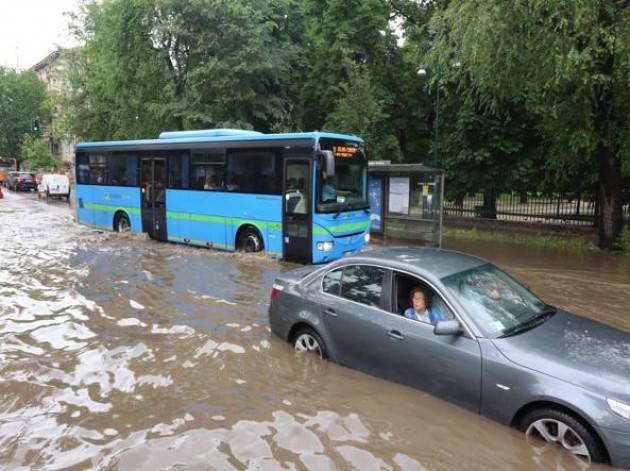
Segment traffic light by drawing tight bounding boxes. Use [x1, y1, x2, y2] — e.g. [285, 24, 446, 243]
[31, 117, 40, 134]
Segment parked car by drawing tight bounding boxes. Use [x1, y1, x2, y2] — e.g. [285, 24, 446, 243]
[37, 174, 71, 201]
[5, 171, 36, 192]
[269, 247, 630, 468]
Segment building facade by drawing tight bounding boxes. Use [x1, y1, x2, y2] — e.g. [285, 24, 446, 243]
[30, 49, 75, 166]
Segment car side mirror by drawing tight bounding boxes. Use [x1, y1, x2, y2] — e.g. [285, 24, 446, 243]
[434, 319, 463, 336]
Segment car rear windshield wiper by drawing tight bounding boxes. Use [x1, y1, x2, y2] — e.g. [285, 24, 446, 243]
[498, 305, 557, 338]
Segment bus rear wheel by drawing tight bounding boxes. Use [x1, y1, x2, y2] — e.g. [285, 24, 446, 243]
[237, 227, 263, 253]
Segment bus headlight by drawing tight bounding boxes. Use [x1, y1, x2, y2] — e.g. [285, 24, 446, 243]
[317, 241, 334, 251]
[364, 233, 370, 243]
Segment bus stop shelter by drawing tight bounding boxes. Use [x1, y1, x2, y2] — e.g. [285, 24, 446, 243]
[368, 162, 444, 247]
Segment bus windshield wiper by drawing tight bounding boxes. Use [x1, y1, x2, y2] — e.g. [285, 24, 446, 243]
[498, 305, 556, 338]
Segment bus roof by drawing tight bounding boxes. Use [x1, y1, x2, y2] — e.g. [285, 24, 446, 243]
[76, 130, 364, 151]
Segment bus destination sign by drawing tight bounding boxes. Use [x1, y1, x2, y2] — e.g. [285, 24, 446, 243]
[333, 145, 358, 158]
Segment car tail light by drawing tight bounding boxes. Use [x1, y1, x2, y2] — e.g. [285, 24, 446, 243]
[270, 283, 284, 301]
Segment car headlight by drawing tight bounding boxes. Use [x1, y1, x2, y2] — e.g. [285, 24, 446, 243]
[364, 232, 370, 243]
[317, 241, 334, 251]
[607, 398, 630, 419]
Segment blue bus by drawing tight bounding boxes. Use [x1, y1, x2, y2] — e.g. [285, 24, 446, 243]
[74, 129, 370, 264]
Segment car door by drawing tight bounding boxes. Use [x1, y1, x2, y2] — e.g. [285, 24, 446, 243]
[320, 264, 392, 374]
[382, 271, 482, 413]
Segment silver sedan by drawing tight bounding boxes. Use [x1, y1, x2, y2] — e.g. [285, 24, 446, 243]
[268, 247, 630, 468]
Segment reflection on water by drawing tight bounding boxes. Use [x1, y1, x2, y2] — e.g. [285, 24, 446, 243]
[0, 192, 624, 469]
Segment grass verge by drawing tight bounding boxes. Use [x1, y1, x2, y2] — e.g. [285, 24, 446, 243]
[443, 226, 598, 252]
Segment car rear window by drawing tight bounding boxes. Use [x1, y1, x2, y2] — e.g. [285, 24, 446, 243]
[19, 173, 33, 180]
[340, 265, 385, 308]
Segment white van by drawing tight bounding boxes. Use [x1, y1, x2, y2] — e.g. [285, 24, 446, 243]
[37, 174, 71, 201]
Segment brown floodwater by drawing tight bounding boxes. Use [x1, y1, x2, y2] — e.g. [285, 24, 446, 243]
[0, 190, 628, 470]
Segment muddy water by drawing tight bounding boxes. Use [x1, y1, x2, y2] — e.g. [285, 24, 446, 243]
[0, 190, 627, 470]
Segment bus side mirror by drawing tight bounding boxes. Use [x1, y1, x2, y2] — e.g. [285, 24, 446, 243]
[322, 150, 335, 178]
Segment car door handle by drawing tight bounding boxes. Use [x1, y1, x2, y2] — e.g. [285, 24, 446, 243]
[387, 330, 404, 341]
[324, 308, 338, 317]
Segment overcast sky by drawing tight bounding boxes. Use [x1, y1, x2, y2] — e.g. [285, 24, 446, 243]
[0, 0, 82, 70]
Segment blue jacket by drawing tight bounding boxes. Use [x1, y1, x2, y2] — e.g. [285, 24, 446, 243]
[404, 305, 443, 325]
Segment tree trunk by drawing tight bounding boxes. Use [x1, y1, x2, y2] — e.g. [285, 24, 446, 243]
[593, 3, 624, 249]
[597, 147, 623, 249]
[519, 191, 528, 204]
[483, 188, 497, 219]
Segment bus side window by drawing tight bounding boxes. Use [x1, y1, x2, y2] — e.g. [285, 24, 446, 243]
[191, 150, 224, 191]
[228, 150, 278, 195]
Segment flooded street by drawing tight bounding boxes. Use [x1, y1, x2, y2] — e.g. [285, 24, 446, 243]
[1, 190, 628, 470]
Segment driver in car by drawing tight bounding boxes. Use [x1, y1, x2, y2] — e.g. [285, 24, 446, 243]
[404, 287, 444, 325]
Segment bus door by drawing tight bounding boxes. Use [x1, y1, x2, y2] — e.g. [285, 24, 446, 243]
[283, 159, 312, 263]
[140, 157, 167, 241]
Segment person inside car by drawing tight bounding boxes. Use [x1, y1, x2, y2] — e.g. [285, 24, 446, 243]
[404, 287, 444, 325]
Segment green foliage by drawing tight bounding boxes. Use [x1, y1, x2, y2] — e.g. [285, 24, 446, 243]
[324, 64, 401, 161]
[431, 0, 630, 248]
[614, 227, 630, 253]
[19, 134, 59, 171]
[62, 0, 304, 140]
[0, 68, 48, 160]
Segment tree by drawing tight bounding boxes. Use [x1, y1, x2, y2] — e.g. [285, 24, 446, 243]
[324, 64, 401, 161]
[62, 0, 304, 141]
[19, 134, 59, 171]
[433, 0, 630, 248]
[297, 0, 406, 159]
[0, 68, 48, 167]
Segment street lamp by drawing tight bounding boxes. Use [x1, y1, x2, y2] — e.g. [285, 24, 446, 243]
[417, 62, 460, 168]
[417, 67, 440, 168]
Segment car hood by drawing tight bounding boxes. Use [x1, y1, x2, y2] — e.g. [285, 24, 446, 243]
[492, 310, 630, 402]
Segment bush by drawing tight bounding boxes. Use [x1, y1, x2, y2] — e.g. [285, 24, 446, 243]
[19, 134, 59, 171]
[614, 227, 630, 253]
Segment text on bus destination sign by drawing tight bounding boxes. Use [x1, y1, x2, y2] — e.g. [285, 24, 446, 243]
[333, 146, 358, 158]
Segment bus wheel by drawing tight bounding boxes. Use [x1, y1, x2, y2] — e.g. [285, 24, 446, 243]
[238, 227, 263, 253]
[114, 213, 131, 233]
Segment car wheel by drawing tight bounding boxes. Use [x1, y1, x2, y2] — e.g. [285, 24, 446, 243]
[293, 327, 327, 359]
[521, 408, 607, 465]
[238, 227, 263, 253]
[115, 213, 131, 233]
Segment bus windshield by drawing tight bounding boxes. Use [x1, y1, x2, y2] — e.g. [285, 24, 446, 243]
[317, 139, 368, 213]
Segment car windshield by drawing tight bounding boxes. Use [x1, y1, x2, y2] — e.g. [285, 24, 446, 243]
[441, 264, 547, 338]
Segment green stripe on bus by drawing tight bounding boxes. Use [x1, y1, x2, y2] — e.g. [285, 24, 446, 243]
[313, 221, 370, 235]
[166, 211, 281, 231]
[84, 203, 141, 215]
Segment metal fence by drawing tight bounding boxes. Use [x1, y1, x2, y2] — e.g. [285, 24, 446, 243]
[444, 192, 630, 226]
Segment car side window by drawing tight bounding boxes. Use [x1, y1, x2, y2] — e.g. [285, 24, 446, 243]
[340, 265, 384, 308]
[322, 268, 342, 296]
[393, 271, 455, 323]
